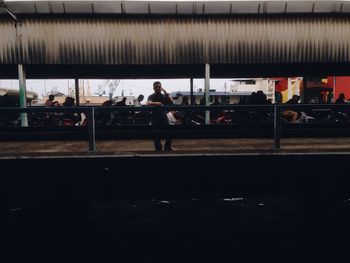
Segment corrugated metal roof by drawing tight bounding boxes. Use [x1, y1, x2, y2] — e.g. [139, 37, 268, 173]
[2, 16, 350, 65]
[1, 1, 350, 16]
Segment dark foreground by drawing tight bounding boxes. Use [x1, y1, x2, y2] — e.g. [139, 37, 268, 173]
[1, 153, 350, 262]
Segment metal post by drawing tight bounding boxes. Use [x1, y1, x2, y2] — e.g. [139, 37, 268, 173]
[190, 78, 194, 105]
[273, 105, 281, 151]
[287, 77, 292, 100]
[75, 78, 80, 106]
[301, 76, 306, 103]
[204, 64, 210, 124]
[333, 76, 336, 101]
[88, 107, 96, 152]
[18, 64, 28, 127]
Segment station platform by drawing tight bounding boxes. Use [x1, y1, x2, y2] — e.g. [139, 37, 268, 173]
[1, 137, 350, 158]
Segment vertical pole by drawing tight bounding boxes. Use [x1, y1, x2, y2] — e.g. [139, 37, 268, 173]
[301, 76, 306, 103]
[190, 78, 194, 105]
[333, 76, 336, 102]
[88, 107, 96, 152]
[204, 64, 210, 124]
[18, 64, 28, 127]
[75, 78, 80, 106]
[273, 105, 281, 151]
[287, 77, 292, 100]
[44, 79, 47, 96]
[82, 79, 85, 105]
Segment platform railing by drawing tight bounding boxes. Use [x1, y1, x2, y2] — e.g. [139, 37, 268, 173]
[0, 103, 350, 152]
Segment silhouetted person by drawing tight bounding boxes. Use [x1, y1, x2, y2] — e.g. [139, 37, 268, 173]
[181, 96, 189, 106]
[115, 97, 127, 106]
[0, 94, 18, 126]
[45, 95, 59, 107]
[133, 95, 146, 124]
[102, 100, 113, 106]
[332, 93, 349, 121]
[286, 95, 301, 104]
[0, 94, 16, 107]
[210, 97, 222, 120]
[281, 95, 300, 123]
[179, 96, 190, 124]
[275, 91, 283, 104]
[62, 97, 80, 125]
[248, 92, 257, 104]
[115, 97, 128, 125]
[43, 95, 59, 126]
[63, 96, 75, 107]
[134, 95, 144, 107]
[98, 100, 114, 126]
[211, 97, 221, 106]
[255, 91, 269, 105]
[327, 91, 334, 103]
[247, 91, 270, 126]
[147, 81, 174, 151]
[335, 93, 346, 104]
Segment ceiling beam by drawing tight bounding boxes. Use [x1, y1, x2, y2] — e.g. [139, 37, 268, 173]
[0, 0, 17, 20]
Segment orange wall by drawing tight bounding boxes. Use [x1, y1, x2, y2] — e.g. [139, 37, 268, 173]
[275, 77, 303, 103]
[327, 76, 350, 100]
[275, 78, 288, 92]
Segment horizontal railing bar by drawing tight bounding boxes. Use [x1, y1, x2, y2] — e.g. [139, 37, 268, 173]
[0, 104, 348, 113]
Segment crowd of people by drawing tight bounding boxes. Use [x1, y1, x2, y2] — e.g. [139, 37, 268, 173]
[1, 85, 350, 129]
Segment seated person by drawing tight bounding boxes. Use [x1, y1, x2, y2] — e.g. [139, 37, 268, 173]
[97, 100, 113, 126]
[335, 93, 346, 104]
[45, 95, 59, 107]
[62, 97, 81, 126]
[332, 93, 348, 122]
[167, 110, 179, 125]
[281, 95, 300, 123]
[248, 91, 271, 126]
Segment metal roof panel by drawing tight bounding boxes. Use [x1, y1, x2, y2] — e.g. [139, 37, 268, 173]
[266, 1, 286, 13]
[340, 2, 350, 13]
[35, 1, 50, 13]
[230, 1, 261, 14]
[150, 2, 176, 14]
[203, 2, 232, 15]
[64, 1, 93, 13]
[3, 1, 350, 15]
[176, 2, 194, 14]
[285, 1, 314, 13]
[50, 2, 65, 13]
[124, 1, 149, 14]
[92, 2, 122, 13]
[6, 1, 35, 13]
[313, 1, 333, 13]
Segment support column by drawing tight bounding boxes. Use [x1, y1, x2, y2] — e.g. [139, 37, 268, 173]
[18, 64, 28, 127]
[273, 105, 281, 151]
[287, 77, 292, 100]
[204, 64, 210, 124]
[301, 76, 307, 103]
[333, 76, 336, 102]
[75, 78, 80, 106]
[190, 78, 194, 105]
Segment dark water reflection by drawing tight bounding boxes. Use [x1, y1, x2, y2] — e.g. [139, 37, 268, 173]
[5, 198, 350, 262]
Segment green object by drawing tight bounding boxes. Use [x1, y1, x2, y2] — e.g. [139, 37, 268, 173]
[205, 63, 210, 124]
[18, 64, 28, 127]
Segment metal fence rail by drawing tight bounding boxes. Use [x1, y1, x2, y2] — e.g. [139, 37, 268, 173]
[1, 104, 350, 152]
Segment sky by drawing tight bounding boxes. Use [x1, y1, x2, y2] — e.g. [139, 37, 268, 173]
[0, 78, 234, 100]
